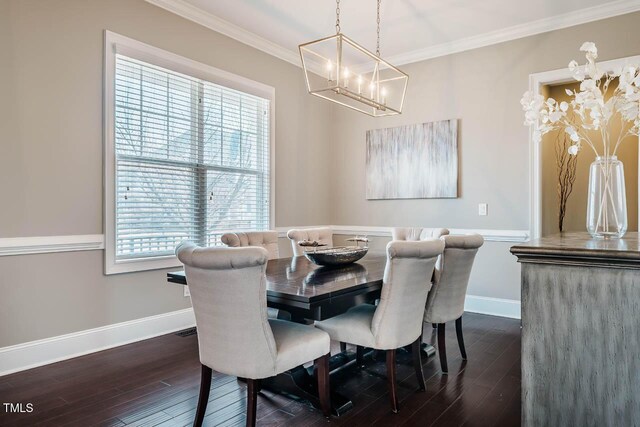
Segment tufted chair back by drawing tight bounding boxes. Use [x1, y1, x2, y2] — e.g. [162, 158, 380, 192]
[221, 231, 279, 260]
[176, 242, 279, 379]
[286, 227, 333, 256]
[392, 227, 450, 241]
[392, 227, 450, 276]
[424, 234, 484, 324]
[371, 240, 444, 349]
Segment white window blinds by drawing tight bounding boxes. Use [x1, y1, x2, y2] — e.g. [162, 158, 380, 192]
[113, 55, 271, 260]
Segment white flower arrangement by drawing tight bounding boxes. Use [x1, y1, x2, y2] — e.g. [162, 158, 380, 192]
[521, 42, 640, 157]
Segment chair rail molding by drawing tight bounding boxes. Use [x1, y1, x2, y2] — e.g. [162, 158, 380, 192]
[276, 226, 529, 243]
[0, 226, 528, 257]
[0, 234, 105, 257]
[0, 308, 196, 377]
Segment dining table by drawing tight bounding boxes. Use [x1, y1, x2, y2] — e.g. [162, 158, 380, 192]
[167, 251, 436, 416]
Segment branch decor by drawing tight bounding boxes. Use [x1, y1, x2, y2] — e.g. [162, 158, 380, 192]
[555, 132, 578, 232]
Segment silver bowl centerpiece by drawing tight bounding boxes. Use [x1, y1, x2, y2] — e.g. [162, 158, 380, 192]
[301, 236, 369, 267]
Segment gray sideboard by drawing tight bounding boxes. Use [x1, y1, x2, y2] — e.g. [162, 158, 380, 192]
[511, 232, 640, 426]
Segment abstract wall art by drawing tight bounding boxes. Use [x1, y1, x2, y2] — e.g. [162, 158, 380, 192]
[366, 120, 458, 199]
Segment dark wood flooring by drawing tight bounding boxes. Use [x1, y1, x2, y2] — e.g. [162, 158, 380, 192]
[0, 312, 521, 426]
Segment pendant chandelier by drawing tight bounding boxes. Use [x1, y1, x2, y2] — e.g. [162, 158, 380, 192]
[299, 0, 408, 117]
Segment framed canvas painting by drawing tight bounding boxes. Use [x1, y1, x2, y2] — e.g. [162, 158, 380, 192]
[366, 120, 458, 199]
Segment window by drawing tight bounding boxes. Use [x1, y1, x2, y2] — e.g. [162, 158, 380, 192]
[104, 32, 274, 274]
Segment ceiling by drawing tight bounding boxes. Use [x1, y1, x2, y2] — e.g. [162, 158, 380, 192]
[147, 0, 640, 66]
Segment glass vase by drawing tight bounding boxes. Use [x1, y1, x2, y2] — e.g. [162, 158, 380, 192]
[586, 156, 627, 239]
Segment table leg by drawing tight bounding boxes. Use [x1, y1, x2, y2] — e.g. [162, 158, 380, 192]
[422, 343, 437, 358]
[261, 343, 436, 416]
[261, 363, 354, 416]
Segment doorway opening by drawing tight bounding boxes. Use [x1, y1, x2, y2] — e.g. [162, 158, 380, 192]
[528, 54, 640, 239]
[539, 80, 638, 236]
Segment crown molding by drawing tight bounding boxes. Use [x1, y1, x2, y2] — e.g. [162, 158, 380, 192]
[385, 0, 640, 66]
[145, 0, 302, 67]
[147, 0, 640, 69]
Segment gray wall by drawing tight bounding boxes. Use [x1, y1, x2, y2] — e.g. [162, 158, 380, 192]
[2, 0, 640, 348]
[0, 0, 333, 347]
[328, 12, 640, 300]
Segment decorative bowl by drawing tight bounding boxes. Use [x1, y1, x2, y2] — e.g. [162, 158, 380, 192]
[304, 246, 368, 267]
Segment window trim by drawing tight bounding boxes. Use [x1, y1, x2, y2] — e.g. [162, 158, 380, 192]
[103, 31, 275, 274]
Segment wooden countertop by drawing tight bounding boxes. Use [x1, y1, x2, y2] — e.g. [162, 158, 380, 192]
[510, 232, 640, 269]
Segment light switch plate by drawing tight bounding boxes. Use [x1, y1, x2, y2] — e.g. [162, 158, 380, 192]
[184, 286, 190, 297]
[478, 203, 488, 216]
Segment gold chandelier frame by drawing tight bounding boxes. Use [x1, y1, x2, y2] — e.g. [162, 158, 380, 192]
[298, 0, 408, 117]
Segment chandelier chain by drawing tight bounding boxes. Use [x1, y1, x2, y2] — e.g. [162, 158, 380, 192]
[376, 0, 381, 56]
[335, 0, 341, 33]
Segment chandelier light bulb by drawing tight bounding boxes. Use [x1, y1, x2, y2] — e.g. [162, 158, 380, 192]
[326, 60, 334, 82]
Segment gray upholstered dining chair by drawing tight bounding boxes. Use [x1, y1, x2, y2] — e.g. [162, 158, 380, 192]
[221, 231, 279, 259]
[424, 234, 484, 374]
[393, 227, 450, 328]
[176, 242, 331, 427]
[392, 227, 450, 241]
[287, 227, 333, 256]
[221, 230, 288, 320]
[315, 240, 445, 413]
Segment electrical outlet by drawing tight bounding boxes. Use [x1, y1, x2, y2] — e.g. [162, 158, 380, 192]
[478, 203, 488, 216]
[184, 286, 190, 297]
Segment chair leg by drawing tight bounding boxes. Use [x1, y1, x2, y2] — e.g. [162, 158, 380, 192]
[411, 338, 426, 391]
[246, 379, 259, 427]
[315, 353, 331, 418]
[356, 345, 365, 366]
[437, 323, 448, 374]
[386, 349, 399, 413]
[340, 342, 347, 353]
[456, 316, 467, 360]
[193, 364, 212, 427]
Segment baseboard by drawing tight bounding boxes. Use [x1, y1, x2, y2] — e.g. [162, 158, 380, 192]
[464, 295, 521, 319]
[0, 308, 195, 377]
[0, 296, 519, 376]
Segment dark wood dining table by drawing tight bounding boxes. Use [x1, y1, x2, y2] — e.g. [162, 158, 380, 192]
[168, 252, 387, 321]
[167, 252, 435, 415]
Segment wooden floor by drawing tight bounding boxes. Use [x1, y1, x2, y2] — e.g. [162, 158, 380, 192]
[0, 313, 521, 427]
